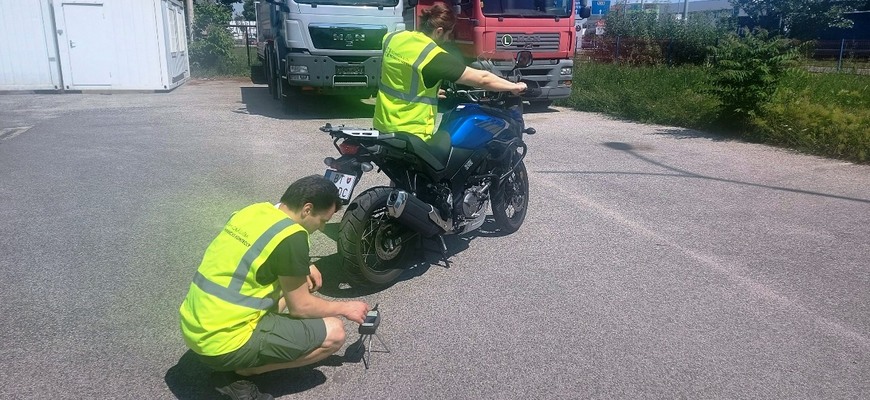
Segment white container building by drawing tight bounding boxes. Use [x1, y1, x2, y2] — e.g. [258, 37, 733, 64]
[0, 0, 190, 92]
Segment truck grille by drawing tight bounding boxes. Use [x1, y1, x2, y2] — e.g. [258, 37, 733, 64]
[309, 25, 387, 51]
[495, 33, 560, 52]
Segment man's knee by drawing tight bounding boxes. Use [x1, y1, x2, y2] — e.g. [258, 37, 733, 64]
[322, 317, 346, 349]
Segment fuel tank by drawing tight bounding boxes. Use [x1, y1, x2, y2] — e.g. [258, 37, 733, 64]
[439, 104, 520, 149]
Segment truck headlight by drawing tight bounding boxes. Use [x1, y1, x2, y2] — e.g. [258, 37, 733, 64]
[288, 74, 309, 81]
[288, 65, 308, 74]
[560, 67, 573, 76]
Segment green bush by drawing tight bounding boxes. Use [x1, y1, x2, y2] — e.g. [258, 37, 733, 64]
[564, 61, 870, 163]
[706, 30, 799, 128]
[591, 10, 727, 65]
[188, 3, 239, 76]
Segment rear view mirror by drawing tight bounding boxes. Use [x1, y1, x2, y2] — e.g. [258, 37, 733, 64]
[406, 0, 418, 7]
[579, 6, 592, 19]
[514, 51, 532, 69]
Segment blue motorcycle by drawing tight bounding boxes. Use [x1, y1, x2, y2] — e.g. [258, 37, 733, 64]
[321, 50, 540, 288]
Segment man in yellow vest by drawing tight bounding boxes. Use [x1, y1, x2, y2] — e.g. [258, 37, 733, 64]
[374, 2, 528, 141]
[179, 175, 369, 398]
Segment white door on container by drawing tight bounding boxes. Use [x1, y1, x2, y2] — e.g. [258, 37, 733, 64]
[62, 3, 111, 86]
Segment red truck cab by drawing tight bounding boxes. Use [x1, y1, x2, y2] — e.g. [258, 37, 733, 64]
[412, 0, 589, 109]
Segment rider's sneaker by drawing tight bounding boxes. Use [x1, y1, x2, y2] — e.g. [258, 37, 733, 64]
[215, 380, 274, 400]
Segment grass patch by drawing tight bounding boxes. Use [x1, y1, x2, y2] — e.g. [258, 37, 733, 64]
[561, 61, 870, 163]
[191, 46, 259, 78]
[559, 62, 719, 129]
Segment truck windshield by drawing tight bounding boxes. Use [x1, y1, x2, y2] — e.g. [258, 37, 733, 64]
[481, 0, 572, 17]
[294, 0, 399, 6]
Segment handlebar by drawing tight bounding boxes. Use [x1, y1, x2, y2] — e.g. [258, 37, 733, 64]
[446, 84, 543, 103]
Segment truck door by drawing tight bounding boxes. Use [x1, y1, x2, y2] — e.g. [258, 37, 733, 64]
[453, 0, 474, 46]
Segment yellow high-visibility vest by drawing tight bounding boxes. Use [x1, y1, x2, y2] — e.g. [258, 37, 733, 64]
[374, 30, 447, 141]
[178, 203, 307, 356]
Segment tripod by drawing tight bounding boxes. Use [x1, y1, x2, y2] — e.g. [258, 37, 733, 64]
[352, 304, 390, 369]
[355, 331, 391, 369]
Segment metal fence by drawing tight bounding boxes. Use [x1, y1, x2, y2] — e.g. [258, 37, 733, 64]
[228, 23, 258, 66]
[802, 39, 870, 74]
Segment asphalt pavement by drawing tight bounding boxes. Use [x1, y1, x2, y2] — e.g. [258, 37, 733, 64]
[0, 80, 868, 399]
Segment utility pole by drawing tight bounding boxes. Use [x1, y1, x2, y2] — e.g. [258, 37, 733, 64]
[185, 0, 195, 38]
[682, 0, 689, 22]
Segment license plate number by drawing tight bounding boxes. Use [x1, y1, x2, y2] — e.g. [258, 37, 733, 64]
[325, 169, 357, 201]
[336, 65, 364, 75]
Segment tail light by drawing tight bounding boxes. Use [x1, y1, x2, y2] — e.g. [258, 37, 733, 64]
[339, 142, 360, 155]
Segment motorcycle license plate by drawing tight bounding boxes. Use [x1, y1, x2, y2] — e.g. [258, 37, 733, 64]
[325, 169, 357, 201]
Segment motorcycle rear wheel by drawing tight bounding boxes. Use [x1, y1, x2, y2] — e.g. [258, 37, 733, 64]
[491, 160, 529, 234]
[339, 187, 413, 288]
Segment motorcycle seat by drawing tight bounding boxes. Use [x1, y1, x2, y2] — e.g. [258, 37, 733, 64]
[379, 129, 452, 171]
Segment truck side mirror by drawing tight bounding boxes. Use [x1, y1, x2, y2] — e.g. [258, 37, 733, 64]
[406, 0, 418, 7]
[579, 6, 591, 19]
[515, 51, 532, 69]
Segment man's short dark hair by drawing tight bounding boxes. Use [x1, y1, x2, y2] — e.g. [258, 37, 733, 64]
[280, 175, 342, 213]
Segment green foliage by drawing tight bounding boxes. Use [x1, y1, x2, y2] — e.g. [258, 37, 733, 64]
[561, 62, 719, 127]
[729, 0, 862, 40]
[753, 90, 870, 162]
[190, 2, 231, 36]
[189, 3, 238, 75]
[243, 0, 256, 21]
[706, 30, 798, 127]
[211, 0, 238, 13]
[593, 9, 728, 66]
[747, 67, 870, 161]
[564, 60, 870, 163]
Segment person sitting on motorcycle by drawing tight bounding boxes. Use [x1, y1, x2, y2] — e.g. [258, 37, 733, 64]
[374, 2, 527, 142]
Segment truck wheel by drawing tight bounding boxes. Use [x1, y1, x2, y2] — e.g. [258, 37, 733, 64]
[266, 50, 278, 99]
[526, 100, 553, 112]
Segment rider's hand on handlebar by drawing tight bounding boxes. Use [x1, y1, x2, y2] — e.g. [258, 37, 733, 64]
[510, 82, 527, 96]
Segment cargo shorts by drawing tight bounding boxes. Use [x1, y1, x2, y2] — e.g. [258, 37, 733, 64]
[197, 312, 327, 372]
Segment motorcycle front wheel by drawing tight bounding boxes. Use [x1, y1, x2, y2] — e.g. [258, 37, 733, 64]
[491, 159, 529, 234]
[338, 187, 414, 288]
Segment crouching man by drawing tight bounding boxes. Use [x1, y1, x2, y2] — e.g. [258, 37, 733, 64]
[179, 175, 369, 398]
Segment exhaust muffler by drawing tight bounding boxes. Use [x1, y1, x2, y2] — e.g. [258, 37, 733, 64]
[386, 190, 451, 237]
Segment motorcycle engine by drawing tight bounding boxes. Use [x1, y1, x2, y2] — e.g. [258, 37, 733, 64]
[461, 185, 488, 218]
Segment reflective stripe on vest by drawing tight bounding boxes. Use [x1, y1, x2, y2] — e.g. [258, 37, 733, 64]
[191, 217, 294, 310]
[179, 203, 307, 356]
[377, 36, 439, 105]
[373, 31, 446, 138]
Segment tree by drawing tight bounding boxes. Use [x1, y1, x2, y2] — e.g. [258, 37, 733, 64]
[189, 2, 236, 71]
[729, 0, 867, 40]
[243, 0, 256, 21]
[215, 0, 238, 12]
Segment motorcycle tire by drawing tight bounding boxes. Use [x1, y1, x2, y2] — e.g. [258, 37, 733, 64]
[491, 159, 529, 234]
[338, 186, 413, 288]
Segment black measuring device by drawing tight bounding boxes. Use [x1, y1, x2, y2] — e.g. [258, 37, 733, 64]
[358, 303, 381, 335]
[354, 303, 390, 369]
